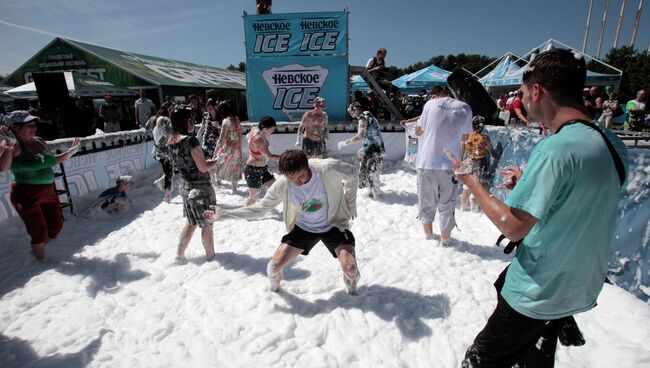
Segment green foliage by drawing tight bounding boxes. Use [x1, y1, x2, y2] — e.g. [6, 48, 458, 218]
[601, 47, 649, 102]
[397, 54, 496, 76]
[226, 62, 246, 72]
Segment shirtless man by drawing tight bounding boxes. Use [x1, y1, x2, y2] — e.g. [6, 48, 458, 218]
[296, 96, 328, 158]
[244, 116, 280, 206]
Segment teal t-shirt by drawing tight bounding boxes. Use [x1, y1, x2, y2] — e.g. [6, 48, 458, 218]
[502, 122, 628, 320]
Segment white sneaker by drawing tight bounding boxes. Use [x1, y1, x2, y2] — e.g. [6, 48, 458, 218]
[343, 271, 360, 295]
[441, 238, 453, 247]
[267, 263, 283, 292]
[154, 176, 166, 192]
[425, 233, 435, 240]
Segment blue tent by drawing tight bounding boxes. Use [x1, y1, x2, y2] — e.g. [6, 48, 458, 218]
[479, 39, 622, 88]
[350, 75, 370, 93]
[392, 65, 451, 92]
[478, 53, 525, 87]
[350, 64, 451, 93]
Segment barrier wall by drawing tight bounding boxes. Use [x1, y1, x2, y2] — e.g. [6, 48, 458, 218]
[1, 125, 648, 301]
[483, 127, 650, 302]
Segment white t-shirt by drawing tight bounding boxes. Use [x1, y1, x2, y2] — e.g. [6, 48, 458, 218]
[135, 98, 156, 126]
[290, 168, 331, 233]
[415, 97, 472, 170]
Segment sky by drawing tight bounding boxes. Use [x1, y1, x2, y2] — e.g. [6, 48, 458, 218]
[0, 0, 649, 77]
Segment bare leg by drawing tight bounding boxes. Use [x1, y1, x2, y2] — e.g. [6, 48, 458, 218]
[266, 243, 304, 291]
[461, 189, 470, 211]
[177, 223, 197, 259]
[422, 223, 434, 239]
[335, 244, 360, 294]
[31, 241, 47, 261]
[231, 181, 238, 194]
[201, 225, 215, 261]
[440, 228, 452, 246]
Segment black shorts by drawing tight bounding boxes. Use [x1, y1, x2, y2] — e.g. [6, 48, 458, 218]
[281, 225, 355, 258]
[244, 165, 275, 188]
[462, 294, 559, 368]
[302, 137, 326, 157]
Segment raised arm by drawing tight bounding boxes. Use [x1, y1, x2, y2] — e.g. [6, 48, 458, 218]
[54, 138, 81, 164]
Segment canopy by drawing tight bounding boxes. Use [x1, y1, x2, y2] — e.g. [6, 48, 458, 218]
[478, 53, 526, 87]
[479, 39, 623, 88]
[350, 64, 451, 93]
[5, 72, 137, 99]
[391, 65, 451, 91]
[350, 75, 371, 93]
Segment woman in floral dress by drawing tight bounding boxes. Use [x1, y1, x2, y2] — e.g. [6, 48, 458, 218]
[213, 102, 243, 194]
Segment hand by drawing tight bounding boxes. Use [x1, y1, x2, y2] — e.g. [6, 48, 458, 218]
[203, 205, 218, 223]
[496, 166, 523, 190]
[337, 141, 347, 150]
[0, 139, 13, 155]
[67, 138, 81, 156]
[295, 133, 302, 147]
[400, 120, 406, 126]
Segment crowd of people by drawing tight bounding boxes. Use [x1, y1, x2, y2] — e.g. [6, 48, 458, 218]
[0, 48, 638, 367]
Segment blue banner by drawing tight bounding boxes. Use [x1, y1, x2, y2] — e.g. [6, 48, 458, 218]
[244, 11, 349, 122]
[244, 12, 348, 57]
[247, 56, 348, 122]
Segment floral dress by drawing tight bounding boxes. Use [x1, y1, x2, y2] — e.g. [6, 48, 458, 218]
[214, 117, 243, 182]
[464, 132, 491, 187]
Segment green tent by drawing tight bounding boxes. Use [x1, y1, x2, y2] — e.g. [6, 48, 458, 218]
[6, 71, 137, 99]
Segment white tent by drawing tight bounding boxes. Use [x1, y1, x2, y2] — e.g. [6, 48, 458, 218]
[5, 71, 136, 99]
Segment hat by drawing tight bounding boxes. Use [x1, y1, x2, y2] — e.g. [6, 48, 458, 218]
[2, 110, 39, 127]
[116, 175, 134, 185]
[508, 91, 514, 96]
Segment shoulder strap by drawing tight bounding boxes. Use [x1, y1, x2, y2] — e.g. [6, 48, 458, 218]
[559, 120, 626, 186]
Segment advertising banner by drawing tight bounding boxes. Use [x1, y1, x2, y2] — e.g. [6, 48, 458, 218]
[246, 56, 348, 121]
[0, 141, 156, 221]
[244, 11, 349, 122]
[244, 12, 347, 57]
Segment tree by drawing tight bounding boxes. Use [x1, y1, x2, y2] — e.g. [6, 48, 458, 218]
[226, 62, 246, 72]
[595, 46, 650, 102]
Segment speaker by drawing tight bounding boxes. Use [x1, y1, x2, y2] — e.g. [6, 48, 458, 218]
[32, 72, 74, 111]
[447, 69, 502, 125]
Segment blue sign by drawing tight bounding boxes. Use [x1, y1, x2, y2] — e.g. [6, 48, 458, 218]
[247, 56, 348, 121]
[244, 12, 348, 57]
[244, 11, 349, 122]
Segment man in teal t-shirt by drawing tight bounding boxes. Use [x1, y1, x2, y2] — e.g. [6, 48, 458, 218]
[454, 49, 628, 368]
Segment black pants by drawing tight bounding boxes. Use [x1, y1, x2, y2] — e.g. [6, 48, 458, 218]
[462, 295, 559, 368]
[158, 158, 173, 191]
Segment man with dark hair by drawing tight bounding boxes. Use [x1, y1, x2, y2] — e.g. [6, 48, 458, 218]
[99, 94, 122, 133]
[211, 149, 360, 294]
[454, 49, 628, 367]
[414, 86, 472, 244]
[297, 96, 328, 158]
[134, 89, 156, 129]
